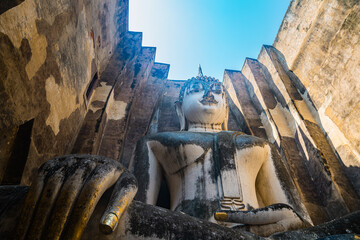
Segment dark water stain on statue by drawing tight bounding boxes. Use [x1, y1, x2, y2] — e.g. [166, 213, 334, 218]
[128, 201, 256, 240]
[175, 198, 219, 221]
[132, 138, 151, 203]
[19, 38, 31, 63]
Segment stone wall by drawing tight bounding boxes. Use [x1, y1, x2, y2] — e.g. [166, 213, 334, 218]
[217, 43, 360, 224]
[274, 0, 360, 196]
[0, 0, 128, 185]
[0, 0, 170, 185]
[59, 30, 170, 168]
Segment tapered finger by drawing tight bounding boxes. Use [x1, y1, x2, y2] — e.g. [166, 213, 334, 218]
[26, 166, 67, 240]
[247, 217, 305, 237]
[14, 159, 64, 240]
[42, 159, 97, 240]
[62, 162, 123, 240]
[14, 174, 46, 240]
[215, 204, 299, 225]
[100, 170, 138, 234]
[27, 157, 78, 240]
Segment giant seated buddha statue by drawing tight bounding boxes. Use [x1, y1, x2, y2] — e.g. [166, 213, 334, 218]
[0, 71, 316, 240]
[129, 72, 312, 235]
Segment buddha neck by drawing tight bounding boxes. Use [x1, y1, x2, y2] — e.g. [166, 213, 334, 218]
[187, 122, 223, 132]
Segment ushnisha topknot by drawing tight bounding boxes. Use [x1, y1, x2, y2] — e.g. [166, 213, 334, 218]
[178, 75, 221, 103]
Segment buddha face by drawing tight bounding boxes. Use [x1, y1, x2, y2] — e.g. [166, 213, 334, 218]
[181, 81, 228, 125]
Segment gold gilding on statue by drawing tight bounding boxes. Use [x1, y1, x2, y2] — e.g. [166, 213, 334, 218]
[100, 212, 119, 234]
[100, 184, 136, 234]
[215, 212, 228, 221]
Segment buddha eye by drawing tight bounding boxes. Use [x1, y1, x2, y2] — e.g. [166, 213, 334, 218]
[211, 84, 222, 94]
[189, 83, 203, 93]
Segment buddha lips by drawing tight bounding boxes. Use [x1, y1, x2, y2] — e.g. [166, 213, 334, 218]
[200, 97, 218, 105]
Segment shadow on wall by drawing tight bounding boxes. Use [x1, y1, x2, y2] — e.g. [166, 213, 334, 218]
[1, 119, 34, 185]
[0, 0, 25, 15]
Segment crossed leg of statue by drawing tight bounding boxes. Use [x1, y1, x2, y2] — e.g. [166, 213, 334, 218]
[0, 184, 256, 240]
[1, 154, 359, 240]
[1, 184, 360, 240]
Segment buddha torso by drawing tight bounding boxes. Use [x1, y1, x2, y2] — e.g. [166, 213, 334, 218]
[143, 131, 269, 221]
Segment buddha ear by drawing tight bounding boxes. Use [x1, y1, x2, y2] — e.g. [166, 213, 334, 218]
[175, 101, 186, 131]
[222, 104, 229, 131]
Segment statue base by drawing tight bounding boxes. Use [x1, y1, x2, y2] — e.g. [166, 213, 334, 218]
[0, 186, 359, 240]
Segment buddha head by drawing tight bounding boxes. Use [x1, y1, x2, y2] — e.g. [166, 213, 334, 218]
[176, 68, 228, 132]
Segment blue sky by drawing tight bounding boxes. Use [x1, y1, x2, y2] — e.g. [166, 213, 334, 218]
[129, 0, 290, 81]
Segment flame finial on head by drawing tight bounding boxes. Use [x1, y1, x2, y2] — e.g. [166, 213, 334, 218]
[178, 65, 220, 103]
[198, 64, 204, 77]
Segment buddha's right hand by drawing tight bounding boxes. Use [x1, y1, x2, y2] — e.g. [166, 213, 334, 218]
[15, 154, 137, 240]
[215, 203, 311, 237]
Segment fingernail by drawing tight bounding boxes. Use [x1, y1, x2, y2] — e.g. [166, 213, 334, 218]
[215, 212, 228, 221]
[100, 212, 118, 234]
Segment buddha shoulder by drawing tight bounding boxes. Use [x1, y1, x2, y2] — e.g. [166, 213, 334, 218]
[223, 132, 268, 150]
[138, 131, 215, 149]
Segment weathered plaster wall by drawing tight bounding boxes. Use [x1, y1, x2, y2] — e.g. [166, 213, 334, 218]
[71, 32, 143, 157]
[241, 57, 343, 224]
[70, 29, 169, 168]
[259, 46, 359, 213]
[148, 80, 184, 134]
[98, 46, 156, 162]
[223, 70, 267, 139]
[274, 0, 360, 195]
[0, 0, 128, 184]
[120, 63, 170, 167]
[221, 16, 360, 221]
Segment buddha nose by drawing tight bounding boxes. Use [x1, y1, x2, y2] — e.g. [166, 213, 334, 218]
[203, 89, 213, 98]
